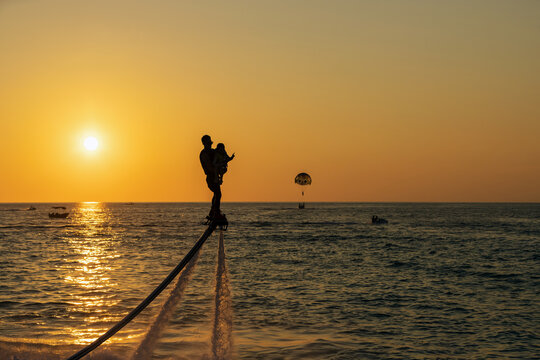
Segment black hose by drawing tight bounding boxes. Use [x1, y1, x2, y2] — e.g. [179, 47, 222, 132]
[66, 223, 217, 360]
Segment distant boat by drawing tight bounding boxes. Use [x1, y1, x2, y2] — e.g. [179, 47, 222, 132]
[49, 212, 69, 218]
[49, 206, 69, 219]
[371, 215, 388, 224]
[26, 206, 36, 211]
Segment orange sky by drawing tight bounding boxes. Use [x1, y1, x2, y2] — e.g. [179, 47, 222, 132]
[1, 0, 539, 202]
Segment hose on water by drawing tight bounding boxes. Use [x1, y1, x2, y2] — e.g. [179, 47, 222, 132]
[66, 223, 217, 360]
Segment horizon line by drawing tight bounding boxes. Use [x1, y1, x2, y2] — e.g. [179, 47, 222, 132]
[1, 201, 539, 204]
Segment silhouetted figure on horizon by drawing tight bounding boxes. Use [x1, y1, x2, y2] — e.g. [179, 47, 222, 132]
[200, 135, 224, 220]
[213, 143, 235, 185]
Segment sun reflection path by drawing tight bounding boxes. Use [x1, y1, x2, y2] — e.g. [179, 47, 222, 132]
[61, 202, 124, 345]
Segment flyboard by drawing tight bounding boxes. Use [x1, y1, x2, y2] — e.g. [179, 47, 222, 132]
[203, 213, 228, 231]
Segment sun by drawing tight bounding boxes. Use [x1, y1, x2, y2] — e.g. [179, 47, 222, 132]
[84, 136, 99, 151]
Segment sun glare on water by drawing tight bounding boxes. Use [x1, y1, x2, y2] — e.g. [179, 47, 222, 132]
[84, 137, 99, 151]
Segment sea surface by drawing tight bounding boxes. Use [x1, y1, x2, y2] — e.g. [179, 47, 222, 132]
[0, 202, 538, 359]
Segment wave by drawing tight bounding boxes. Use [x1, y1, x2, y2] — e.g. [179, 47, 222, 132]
[249, 221, 273, 227]
[299, 221, 358, 226]
[0, 224, 77, 230]
[0, 338, 124, 360]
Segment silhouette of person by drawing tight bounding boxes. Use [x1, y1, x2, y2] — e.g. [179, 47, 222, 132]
[200, 135, 222, 219]
[213, 143, 235, 184]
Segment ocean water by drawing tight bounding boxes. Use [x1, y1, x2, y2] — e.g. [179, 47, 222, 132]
[0, 202, 538, 359]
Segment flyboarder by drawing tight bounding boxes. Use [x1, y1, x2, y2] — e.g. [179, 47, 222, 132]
[200, 134, 227, 223]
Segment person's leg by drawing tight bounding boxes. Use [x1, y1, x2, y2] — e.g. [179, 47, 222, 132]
[206, 176, 216, 217]
[213, 185, 222, 215]
[206, 176, 222, 217]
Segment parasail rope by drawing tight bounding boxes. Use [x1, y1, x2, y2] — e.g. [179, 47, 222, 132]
[66, 222, 217, 360]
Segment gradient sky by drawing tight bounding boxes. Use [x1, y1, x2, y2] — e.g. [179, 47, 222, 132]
[1, 0, 539, 202]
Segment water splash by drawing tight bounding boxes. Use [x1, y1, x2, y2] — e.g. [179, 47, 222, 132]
[131, 249, 202, 360]
[211, 231, 233, 360]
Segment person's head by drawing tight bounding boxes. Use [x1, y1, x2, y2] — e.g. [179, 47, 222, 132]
[216, 143, 225, 152]
[201, 135, 212, 148]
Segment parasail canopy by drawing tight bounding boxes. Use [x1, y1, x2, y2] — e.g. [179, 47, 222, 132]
[294, 172, 312, 186]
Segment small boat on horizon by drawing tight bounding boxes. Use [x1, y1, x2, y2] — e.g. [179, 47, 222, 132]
[49, 213, 69, 218]
[372, 215, 388, 224]
[49, 206, 69, 219]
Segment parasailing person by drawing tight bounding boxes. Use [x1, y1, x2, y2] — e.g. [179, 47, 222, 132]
[294, 172, 312, 209]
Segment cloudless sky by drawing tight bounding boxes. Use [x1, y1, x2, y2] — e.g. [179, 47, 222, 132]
[1, 0, 539, 202]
